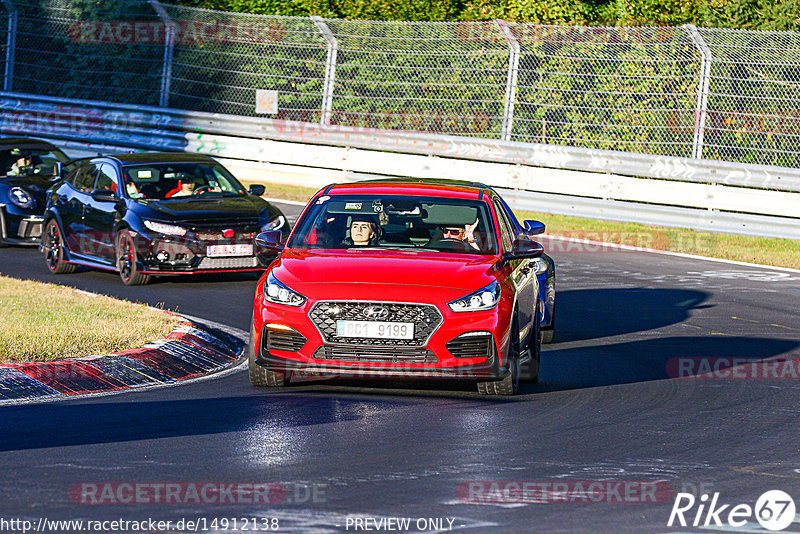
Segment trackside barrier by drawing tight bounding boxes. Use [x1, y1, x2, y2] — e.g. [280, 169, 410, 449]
[1, 91, 800, 240]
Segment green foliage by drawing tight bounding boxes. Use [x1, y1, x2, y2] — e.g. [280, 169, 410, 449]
[177, 0, 799, 29]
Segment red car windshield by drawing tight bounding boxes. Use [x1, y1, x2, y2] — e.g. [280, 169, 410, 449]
[289, 195, 499, 254]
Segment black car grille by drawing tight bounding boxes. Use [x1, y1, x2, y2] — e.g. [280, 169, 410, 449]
[263, 327, 306, 353]
[308, 301, 443, 347]
[313, 345, 436, 363]
[195, 231, 256, 242]
[182, 216, 262, 231]
[446, 334, 494, 359]
[197, 256, 259, 269]
[17, 218, 43, 239]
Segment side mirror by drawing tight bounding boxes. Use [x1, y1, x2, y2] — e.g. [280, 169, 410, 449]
[523, 220, 546, 235]
[255, 230, 283, 251]
[504, 237, 543, 261]
[90, 189, 117, 203]
[249, 184, 266, 196]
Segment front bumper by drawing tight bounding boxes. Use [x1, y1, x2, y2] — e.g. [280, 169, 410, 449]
[0, 204, 43, 245]
[130, 230, 276, 274]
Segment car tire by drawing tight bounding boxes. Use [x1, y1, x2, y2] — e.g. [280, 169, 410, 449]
[43, 220, 76, 274]
[478, 317, 520, 396]
[116, 230, 150, 286]
[248, 319, 288, 387]
[520, 302, 542, 383]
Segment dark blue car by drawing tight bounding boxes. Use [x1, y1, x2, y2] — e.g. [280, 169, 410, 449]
[41, 152, 289, 285]
[0, 138, 72, 246]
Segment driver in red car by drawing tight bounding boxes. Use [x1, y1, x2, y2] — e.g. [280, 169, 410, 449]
[343, 214, 380, 246]
[440, 219, 480, 251]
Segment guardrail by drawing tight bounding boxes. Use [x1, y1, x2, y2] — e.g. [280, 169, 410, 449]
[2, 91, 800, 240]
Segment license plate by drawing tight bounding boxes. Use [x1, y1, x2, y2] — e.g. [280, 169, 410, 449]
[206, 244, 253, 257]
[336, 320, 414, 340]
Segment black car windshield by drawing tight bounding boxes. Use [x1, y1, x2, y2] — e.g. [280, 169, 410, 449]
[121, 163, 248, 200]
[1, 147, 70, 177]
[289, 195, 498, 255]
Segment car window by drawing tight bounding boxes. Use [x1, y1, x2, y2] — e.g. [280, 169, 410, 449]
[289, 194, 498, 255]
[121, 162, 247, 200]
[0, 146, 70, 177]
[95, 163, 119, 193]
[72, 164, 99, 193]
[492, 199, 514, 251]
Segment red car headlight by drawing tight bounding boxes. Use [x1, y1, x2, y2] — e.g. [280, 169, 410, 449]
[264, 271, 306, 306]
[448, 281, 501, 312]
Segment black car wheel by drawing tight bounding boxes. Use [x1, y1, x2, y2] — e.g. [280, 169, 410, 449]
[116, 230, 150, 286]
[43, 220, 75, 274]
[248, 318, 289, 387]
[478, 316, 520, 395]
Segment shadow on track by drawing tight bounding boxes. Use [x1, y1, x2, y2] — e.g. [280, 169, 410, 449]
[0, 394, 418, 452]
[532, 336, 800, 393]
[554, 287, 711, 343]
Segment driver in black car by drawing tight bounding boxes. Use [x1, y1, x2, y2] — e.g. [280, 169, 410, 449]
[167, 175, 199, 198]
[439, 219, 480, 251]
[8, 153, 39, 176]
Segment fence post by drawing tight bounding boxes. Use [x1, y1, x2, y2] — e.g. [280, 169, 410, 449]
[149, 0, 175, 108]
[495, 19, 520, 142]
[684, 24, 712, 160]
[2, 0, 17, 92]
[311, 16, 337, 127]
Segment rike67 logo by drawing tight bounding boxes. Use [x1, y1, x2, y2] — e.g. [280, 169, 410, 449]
[668, 490, 796, 531]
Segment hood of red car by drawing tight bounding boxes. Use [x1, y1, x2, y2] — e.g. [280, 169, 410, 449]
[272, 248, 500, 292]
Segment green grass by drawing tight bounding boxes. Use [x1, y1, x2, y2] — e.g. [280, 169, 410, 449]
[247, 180, 800, 270]
[0, 275, 181, 363]
[514, 210, 800, 269]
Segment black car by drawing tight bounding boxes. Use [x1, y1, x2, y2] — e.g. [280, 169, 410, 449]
[41, 153, 289, 285]
[0, 138, 72, 246]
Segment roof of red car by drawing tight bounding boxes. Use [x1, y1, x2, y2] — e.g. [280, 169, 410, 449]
[325, 180, 487, 200]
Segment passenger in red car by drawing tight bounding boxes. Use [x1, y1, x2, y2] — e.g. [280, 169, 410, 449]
[440, 219, 480, 251]
[342, 215, 380, 246]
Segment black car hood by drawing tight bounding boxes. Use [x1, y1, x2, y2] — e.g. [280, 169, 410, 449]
[134, 195, 281, 225]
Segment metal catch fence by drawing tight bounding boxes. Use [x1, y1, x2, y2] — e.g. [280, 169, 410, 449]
[2, 0, 800, 167]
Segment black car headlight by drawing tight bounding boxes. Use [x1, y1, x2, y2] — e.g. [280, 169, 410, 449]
[9, 187, 34, 209]
[448, 281, 501, 312]
[143, 220, 187, 236]
[261, 215, 286, 232]
[264, 272, 306, 306]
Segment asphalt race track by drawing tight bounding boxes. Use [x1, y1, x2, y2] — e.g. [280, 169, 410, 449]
[1, 200, 800, 533]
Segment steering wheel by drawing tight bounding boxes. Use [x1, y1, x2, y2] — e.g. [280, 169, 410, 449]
[193, 185, 213, 195]
[427, 238, 469, 252]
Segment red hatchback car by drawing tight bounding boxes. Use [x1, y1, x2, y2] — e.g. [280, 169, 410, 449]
[249, 180, 545, 395]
